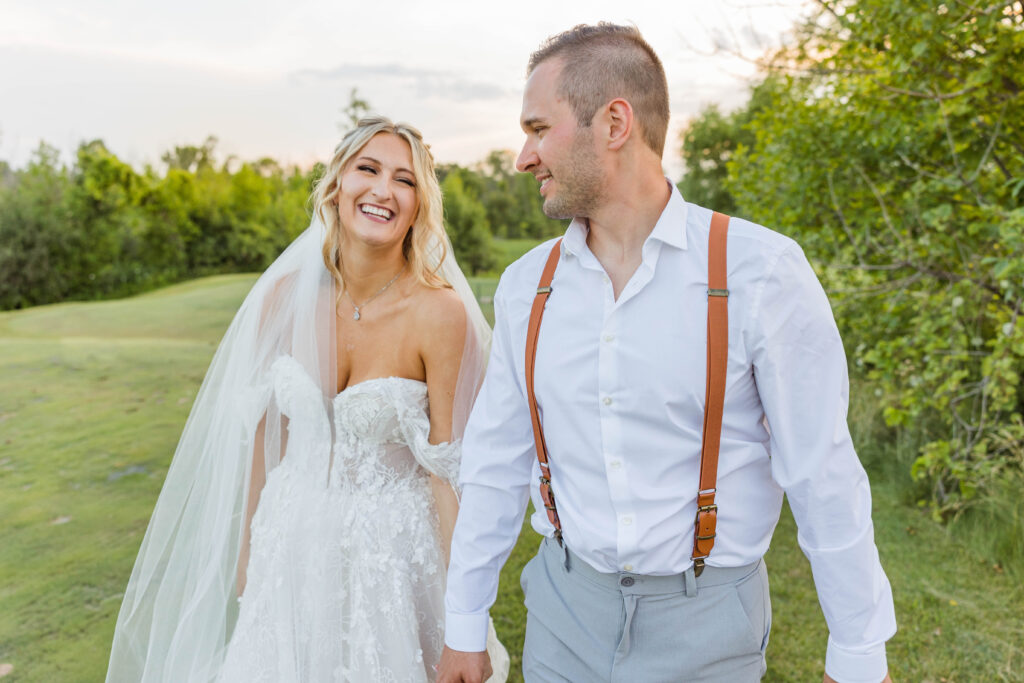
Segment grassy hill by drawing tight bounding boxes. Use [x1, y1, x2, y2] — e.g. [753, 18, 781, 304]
[0, 274, 1021, 682]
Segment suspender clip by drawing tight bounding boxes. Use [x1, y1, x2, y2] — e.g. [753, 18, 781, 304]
[537, 286, 552, 295]
[707, 288, 729, 297]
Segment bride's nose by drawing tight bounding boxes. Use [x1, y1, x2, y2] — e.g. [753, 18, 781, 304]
[369, 173, 393, 200]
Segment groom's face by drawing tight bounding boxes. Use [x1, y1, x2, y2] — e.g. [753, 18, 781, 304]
[517, 58, 604, 219]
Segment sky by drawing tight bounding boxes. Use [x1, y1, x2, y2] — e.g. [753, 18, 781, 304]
[0, 0, 812, 182]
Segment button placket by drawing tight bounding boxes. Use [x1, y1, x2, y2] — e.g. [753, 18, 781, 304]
[597, 306, 634, 571]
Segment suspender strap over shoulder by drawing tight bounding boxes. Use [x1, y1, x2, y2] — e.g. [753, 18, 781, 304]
[526, 239, 564, 544]
[524, 213, 730, 568]
[692, 211, 730, 576]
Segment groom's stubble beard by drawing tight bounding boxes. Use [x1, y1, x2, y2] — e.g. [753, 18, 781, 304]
[541, 127, 605, 220]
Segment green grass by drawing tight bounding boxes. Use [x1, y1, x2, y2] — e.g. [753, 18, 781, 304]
[1, 274, 1022, 682]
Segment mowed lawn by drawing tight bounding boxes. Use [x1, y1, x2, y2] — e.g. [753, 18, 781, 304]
[1, 274, 1022, 682]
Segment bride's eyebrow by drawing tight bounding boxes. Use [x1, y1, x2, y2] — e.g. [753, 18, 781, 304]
[356, 156, 413, 176]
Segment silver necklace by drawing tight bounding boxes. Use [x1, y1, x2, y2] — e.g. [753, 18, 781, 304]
[344, 265, 405, 321]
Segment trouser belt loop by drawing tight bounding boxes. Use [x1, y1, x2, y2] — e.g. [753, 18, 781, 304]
[684, 565, 697, 598]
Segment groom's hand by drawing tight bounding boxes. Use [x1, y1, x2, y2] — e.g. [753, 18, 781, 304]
[436, 646, 492, 683]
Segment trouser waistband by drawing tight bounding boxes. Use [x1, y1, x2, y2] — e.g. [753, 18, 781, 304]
[543, 536, 761, 597]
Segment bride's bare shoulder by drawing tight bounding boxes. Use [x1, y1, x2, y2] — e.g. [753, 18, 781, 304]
[409, 284, 467, 346]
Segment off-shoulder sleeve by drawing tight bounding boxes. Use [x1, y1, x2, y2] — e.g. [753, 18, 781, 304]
[385, 380, 462, 488]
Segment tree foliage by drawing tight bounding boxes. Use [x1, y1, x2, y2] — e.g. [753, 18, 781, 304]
[689, 0, 1024, 517]
[440, 168, 497, 275]
[0, 139, 316, 309]
[676, 83, 773, 213]
[0, 135, 556, 307]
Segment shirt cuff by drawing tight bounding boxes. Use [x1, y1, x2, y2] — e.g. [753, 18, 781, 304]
[444, 610, 490, 652]
[825, 635, 888, 683]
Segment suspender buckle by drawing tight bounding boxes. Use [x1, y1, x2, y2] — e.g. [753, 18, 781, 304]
[707, 288, 729, 297]
[537, 286, 552, 295]
[694, 503, 718, 544]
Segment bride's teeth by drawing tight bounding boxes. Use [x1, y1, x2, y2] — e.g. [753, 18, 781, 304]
[361, 205, 392, 219]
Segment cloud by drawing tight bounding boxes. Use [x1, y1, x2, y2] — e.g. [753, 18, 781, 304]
[290, 63, 511, 103]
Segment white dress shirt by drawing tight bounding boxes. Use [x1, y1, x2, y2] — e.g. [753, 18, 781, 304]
[446, 184, 897, 683]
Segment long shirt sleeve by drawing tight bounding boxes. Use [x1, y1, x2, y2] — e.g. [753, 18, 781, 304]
[751, 244, 896, 682]
[444, 274, 537, 652]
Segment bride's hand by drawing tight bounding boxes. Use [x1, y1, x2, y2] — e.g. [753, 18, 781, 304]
[436, 646, 492, 683]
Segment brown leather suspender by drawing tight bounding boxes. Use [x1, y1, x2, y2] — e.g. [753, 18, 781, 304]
[526, 238, 564, 544]
[692, 211, 730, 576]
[525, 212, 730, 571]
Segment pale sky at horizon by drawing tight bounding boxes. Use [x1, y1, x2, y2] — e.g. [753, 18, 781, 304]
[0, 0, 812, 182]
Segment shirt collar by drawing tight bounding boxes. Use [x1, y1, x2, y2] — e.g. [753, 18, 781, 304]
[560, 178, 688, 259]
[650, 182, 688, 251]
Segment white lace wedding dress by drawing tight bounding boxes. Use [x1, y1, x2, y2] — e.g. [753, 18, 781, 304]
[217, 355, 508, 683]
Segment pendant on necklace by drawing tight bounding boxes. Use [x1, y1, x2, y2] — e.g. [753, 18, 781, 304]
[353, 309, 361, 321]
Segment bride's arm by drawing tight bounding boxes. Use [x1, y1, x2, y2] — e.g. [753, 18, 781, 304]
[420, 288, 470, 565]
[430, 475, 460, 566]
[236, 413, 288, 596]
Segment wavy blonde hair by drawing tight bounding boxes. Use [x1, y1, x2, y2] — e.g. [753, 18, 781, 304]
[312, 116, 448, 295]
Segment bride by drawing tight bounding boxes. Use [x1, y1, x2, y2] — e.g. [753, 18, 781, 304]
[106, 116, 508, 682]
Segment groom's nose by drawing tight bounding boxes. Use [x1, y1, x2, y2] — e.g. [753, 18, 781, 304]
[516, 139, 538, 174]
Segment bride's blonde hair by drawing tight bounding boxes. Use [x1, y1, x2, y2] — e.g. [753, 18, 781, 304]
[312, 116, 448, 294]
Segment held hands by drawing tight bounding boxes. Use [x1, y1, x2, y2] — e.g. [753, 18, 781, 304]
[436, 646, 492, 683]
[824, 673, 893, 683]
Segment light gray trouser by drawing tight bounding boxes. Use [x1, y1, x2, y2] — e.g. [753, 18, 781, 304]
[521, 537, 771, 683]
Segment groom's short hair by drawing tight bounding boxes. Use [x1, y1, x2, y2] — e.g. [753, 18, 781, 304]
[528, 23, 670, 156]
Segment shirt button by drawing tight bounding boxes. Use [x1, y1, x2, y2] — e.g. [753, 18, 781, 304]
[603, 334, 615, 342]
[621, 516, 633, 526]
[623, 563, 634, 572]
[602, 275, 610, 284]
[603, 397, 613, 406]
[609, 460, 621, 469]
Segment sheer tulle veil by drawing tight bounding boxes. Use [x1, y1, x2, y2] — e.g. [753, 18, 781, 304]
[105, 216, 491, 682]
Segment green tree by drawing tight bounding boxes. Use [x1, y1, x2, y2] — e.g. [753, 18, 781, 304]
[161, 135, 218, 173]
[676, 82, 774, 214]
[441, 169, 496, 274]
[0, 144, 77, 308]
[338, 87, 372, 134]
[724, 0, 1024, 518]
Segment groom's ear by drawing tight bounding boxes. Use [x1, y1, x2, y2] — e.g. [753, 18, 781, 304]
[602, 98, 634, 152]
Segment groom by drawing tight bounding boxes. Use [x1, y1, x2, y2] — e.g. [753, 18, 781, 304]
[438, 23, 896, 683]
